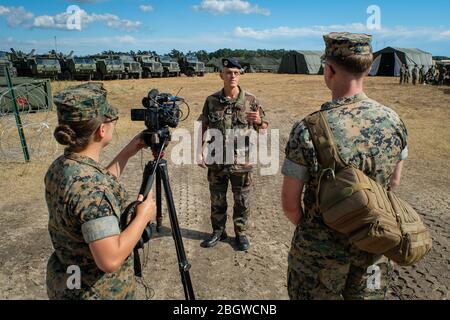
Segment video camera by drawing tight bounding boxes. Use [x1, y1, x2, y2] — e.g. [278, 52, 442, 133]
[131, 88, 188, 137]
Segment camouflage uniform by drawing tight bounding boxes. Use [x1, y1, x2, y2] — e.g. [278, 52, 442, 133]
[404, 66, 411, 84]
[45, 83, 136, 300]
[399, 65, 405, 84]
[412, 66, 419, 85]
[282, 33, 409, 300]
[199, 87, 267, 236]
[419, 66, 425, 84]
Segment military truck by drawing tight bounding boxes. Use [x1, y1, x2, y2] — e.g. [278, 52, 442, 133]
[10, 49, 60, 80]
[160, 55, 180, 77]
[0, 51, 16, 78]
[57, 51, 97, 81]
[178, 54, 206, 77]
[90, 55, 125, 80]
[117, 55, 141, 79]
[134, 55, 163, 78]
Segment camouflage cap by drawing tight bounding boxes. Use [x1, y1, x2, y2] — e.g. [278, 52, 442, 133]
[54, 82, 118, 123]
[323, 32, 373, 59]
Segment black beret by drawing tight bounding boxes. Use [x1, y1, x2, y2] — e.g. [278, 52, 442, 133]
[222, 58, 241, 69]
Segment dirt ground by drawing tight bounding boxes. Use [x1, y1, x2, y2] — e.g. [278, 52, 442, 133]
[0, 74, 448, 300]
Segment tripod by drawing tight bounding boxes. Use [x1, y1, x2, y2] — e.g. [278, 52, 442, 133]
[137, 132, 195, 300]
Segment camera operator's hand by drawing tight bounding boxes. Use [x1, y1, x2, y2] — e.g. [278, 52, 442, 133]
[125, 132, 148, 158]
[197, 153, 207, 169]
[107, 132, 148, 179]
[136, 192, 157, 224]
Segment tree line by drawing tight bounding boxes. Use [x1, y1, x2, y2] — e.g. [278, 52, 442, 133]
[101, 49, 287, 61]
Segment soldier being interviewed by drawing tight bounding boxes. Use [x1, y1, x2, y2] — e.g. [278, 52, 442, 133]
[281, 33, 408, 299]
[45, 83, 156, 300]
[197, 58, 268, 251]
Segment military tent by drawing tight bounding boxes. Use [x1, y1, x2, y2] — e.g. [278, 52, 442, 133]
[237, 57, 280, 73]
[370, 47, 433, 76]
[278, 51, 324, 74]
[206, 57, 222, 72]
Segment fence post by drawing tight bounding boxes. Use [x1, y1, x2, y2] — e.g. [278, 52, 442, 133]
[4, 67, 30, 162]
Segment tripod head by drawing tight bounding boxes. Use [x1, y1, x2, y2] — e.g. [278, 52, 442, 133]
[141, 126, 171, 158]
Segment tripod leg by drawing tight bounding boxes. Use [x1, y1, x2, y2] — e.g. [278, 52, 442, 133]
[156, 167, 163, 232]
[159, 160, 196, 300]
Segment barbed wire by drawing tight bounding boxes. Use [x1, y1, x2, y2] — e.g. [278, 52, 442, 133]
[0, 82, 59, 162]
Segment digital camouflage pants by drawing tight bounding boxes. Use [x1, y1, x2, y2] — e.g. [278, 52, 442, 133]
[207, 169, 252, 236]
[287, 221, 393, 300]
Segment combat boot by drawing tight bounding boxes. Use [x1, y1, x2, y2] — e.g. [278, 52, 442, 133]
[236, 235, 250, 251]
[201, 231, 228, 248]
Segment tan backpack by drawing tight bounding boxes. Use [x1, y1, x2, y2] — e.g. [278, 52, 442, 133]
[305, 111, 432, 266]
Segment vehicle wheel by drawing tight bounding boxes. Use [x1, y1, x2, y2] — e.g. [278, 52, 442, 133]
[163, 71, 169, 78]
[64, 71, 72, 81]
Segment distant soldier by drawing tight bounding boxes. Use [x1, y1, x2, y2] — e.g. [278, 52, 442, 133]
[197, 58, 269, 251]
[419, 65, 425, 84]
[425, 66, 436, 84]
[404, 65, 411, 84]
[412, 64, 419, 85]
[437, 66, 444, 85]
[399, 64, 406, 84]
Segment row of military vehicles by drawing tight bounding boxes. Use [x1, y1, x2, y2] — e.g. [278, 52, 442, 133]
[0, 49, 206, 81]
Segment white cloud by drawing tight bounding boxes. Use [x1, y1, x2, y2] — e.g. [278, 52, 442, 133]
[32, 10, 142, 31]
[439, 30, 450, 38]
[140, 5, 154, 13]
[69, 0, 108, 3]
[193, 0, 270, 16]
[0, 5, 141, 31]
[0, 5, 34, 27]
[234, 24, 450, 42]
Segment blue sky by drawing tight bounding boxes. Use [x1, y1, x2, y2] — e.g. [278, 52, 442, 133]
[0, 0, 449, 55]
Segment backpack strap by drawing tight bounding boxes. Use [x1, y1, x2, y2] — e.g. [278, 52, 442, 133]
[305, 111, 349, 212]
[305, 111, 347, 171]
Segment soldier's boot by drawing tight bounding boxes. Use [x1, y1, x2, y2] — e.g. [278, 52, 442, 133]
[201, 230, 228, 248]
[236, 235, 250, 251]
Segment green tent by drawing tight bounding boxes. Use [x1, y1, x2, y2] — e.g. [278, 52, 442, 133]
[370, 47, 433, 76]
[206, 57, 223, 72]
[278, 50, 324, 75]
[237, 57, 280, 73]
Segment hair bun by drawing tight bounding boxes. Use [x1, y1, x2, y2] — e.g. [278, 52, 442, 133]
[54, 125, 77, 147]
